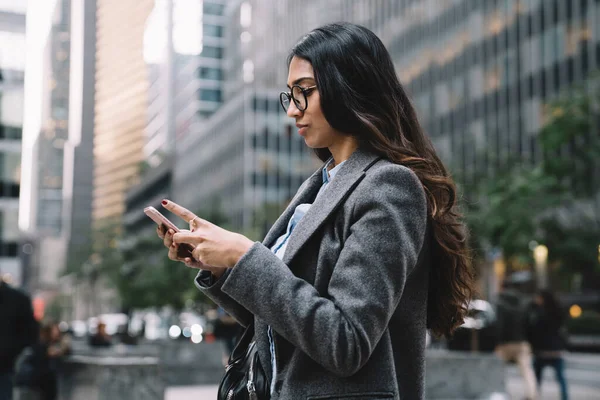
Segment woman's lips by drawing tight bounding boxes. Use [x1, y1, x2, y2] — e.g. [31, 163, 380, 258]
[296, 124, 308, 135]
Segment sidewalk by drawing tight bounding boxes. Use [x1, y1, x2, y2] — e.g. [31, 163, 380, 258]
[507, 375, 598, 399]
[166, 379, 600, 400]
[165, 385, 219, 400]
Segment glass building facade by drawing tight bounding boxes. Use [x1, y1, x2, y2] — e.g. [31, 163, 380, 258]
[93, 0, 155, 226]
[35, 0, 71, 236]
[0, 4, 26, 284]
[174, 0, 600, 235]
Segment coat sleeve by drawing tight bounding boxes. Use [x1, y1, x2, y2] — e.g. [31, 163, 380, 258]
[194, 269, 253, 327]
[16, 293, 39, 357]
[192, 173, 319, 328]
[219, 164, 428, 377]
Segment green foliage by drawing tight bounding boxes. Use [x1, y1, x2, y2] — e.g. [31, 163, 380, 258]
[538, 215, 600, 274]
[538, 86, 600, 197]
[466, 164, 565, 260]
[45, 294, 69, 322]
[461, 77, 600, 282]
[112, 197, 233, 312]
[117, 236, 205, 311]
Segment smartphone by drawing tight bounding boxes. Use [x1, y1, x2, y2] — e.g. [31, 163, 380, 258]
[144, 206, 180, 232]
[144, 206, 194, 258]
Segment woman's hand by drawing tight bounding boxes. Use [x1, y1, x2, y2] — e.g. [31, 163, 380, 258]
[162, 199, 255, 269]
[155, 207, 229, 278]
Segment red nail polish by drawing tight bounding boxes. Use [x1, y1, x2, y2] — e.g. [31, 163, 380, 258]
[191, 229, 195, 232]
[162, 200, 168, 205]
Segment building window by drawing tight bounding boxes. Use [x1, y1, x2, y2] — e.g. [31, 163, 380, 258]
[199, 67, 223, 80]
[468, 67, 484, 99]
[52, 106, 68, 120]
[204, 24, 223, 38]
[201, 46, 223, 59]
[566, 22, 588, 56]
[204, 3, 225, 16]
[449, 75, 465, 110]
[0, 125, 22, 140]
[199, 89, 222, 102]
[485, 64, 501, 93]
[542, 26, 561, 68]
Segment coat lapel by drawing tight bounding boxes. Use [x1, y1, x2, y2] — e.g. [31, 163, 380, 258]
[282, 149, 381, 265]
[261, 169, 323, 249]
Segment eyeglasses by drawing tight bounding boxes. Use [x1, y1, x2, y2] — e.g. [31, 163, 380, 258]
[279, 85, 317, 112]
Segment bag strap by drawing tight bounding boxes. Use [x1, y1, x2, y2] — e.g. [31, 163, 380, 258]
[228, 321, 254, 363]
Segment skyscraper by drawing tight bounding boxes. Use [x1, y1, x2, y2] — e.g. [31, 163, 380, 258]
[0, 1, 26, 286]
[92, 0, 154, 228]
[65, 0, 96, 278]
[122, 0, 227, 257]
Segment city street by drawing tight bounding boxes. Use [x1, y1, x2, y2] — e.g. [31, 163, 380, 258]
[507, 352, 600, 399]
[4, 0, 600, 399]
[165, 353, 600, 400]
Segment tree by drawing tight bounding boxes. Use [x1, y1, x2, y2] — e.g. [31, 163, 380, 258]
[465, 162, 565, 266]
[463, 77, 600, 287]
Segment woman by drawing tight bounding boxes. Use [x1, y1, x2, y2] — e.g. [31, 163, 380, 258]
[158, 22, 473, 400]
[526, 290, 569, 400]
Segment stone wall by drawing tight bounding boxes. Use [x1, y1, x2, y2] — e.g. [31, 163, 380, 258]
[57, 342, 506, 399]
[158, 340, 224, 386]
[58, 355, 165, 400]
[426, 350, 506, 399]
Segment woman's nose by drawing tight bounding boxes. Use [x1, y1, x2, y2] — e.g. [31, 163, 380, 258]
[286, 101, 302, 117]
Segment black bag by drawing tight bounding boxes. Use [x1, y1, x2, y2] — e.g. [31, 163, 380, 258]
[218, 322, 270, 400]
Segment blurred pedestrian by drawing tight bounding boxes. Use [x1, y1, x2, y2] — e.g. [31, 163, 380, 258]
[157, 22, 474, 399]
[495, 281, 538, 400]
[13, 322, 68, 400]
[526, 290, 569, 400]
[0, 280, 38, 400]
[116, 324, 137, 345]
[88, 322, 112, 348]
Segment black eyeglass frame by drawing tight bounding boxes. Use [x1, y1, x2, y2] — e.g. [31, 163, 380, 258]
[279, 85, 317, 112]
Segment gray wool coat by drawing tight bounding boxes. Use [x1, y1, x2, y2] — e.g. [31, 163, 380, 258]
[195, 148, 431, 400]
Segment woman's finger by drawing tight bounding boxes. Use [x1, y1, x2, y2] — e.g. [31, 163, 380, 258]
[168, 243, 179, 261]
[163, 229, 174, 248]
[183, 258, 203, 269]
[156, 225, 165, 239]
[162, 199, 198, 225]
[172, 231, 199, 245]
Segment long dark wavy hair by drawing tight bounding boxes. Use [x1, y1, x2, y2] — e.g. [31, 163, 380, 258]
[288, 22, 474, 337]
[538, 290, 565, 327]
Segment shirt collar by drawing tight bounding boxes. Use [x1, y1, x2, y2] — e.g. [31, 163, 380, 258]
[322, 159, 345, 184]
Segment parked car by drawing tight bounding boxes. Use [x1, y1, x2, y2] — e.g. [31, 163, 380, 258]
[447, 300, 498, 352]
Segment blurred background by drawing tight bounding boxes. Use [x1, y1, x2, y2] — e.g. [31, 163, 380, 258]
[1, 0, 600, 399]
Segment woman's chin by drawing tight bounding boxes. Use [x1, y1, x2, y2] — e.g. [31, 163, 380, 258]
[303, 136, 322, 149]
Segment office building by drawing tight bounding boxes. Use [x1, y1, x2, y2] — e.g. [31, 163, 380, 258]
[65, 0, 96, 273]
[123, 0, 227, 257]
[92, 0, 154, 228]
[173, 0, 320, 235]
[19, 0, 89, 297]
[0, 2, 26, 285]
[175, 0, 600, 238]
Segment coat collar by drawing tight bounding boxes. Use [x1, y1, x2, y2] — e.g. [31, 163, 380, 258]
[261, 148, 382, 263]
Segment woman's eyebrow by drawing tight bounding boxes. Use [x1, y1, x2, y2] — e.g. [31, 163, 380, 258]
[287, 76, 315, 89]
